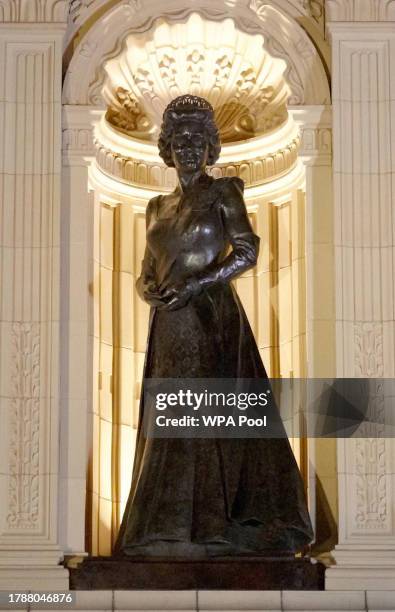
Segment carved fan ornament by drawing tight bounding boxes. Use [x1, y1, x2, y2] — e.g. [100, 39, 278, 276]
[102, 13, 290, 143]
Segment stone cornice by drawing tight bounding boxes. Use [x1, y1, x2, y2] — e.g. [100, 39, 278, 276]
[92, 112, 302, 190]
[327, 22, 395, 34]
[94, 136, 300, 191]
[0, 23, 67, 32]
[62, 105, 332, 178]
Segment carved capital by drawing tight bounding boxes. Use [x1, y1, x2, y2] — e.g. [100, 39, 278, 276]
[62, 126, 95, 156]
[290, 106, 332, 162]
[0, 0, 69, 23]
[326, 0, 395, 22]
[299, 126, 332, 159]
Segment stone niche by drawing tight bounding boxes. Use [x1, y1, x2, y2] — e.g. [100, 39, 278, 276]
[86, 10, 320, 562]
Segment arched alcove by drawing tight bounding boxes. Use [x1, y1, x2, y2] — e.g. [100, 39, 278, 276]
[60, 0, 336, 561]
[62, 0, 330, 108]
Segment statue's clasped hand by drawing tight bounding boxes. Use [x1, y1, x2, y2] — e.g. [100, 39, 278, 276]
[142, 282, 168, 308]
[157, 277, 202, 311]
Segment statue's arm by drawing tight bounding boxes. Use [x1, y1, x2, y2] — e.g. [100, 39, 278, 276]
[136, 197, 166, 307]
[159, 178, 259, 310]
[195, 176, 260, 288]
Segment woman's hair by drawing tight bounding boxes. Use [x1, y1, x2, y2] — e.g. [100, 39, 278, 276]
[158, 95, 221, 167]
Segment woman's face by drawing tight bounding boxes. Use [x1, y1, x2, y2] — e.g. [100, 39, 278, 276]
[170, 121, 209, 173]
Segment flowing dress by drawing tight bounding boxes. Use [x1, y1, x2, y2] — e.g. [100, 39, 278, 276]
[114, 174, 313, 556]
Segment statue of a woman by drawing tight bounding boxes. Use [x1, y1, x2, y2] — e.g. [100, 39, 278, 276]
[114, 95, 313, 556]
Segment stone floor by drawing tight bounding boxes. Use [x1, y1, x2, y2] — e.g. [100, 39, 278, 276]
[1, 590, 395, 611]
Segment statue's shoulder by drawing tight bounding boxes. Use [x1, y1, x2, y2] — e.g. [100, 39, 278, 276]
[211, 176, 245, 199]
[212, 175, 245, 193]
[147, 193, 162, 207]
[146, 193, 163, 218]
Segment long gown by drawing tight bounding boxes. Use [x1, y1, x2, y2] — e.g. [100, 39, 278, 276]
[114, 173, 313, 556]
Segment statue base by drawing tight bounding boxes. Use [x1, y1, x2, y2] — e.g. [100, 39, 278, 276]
[68, 554, 325, 590]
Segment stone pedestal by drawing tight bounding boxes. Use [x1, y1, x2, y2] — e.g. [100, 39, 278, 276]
[69, 555, 325, 591]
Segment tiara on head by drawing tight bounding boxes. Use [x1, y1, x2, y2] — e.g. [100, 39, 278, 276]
[164, 95, 214, 114]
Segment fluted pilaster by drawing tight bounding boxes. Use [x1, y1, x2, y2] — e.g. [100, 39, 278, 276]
[326, 21, 395, 590]
[0, 6, 68, 589]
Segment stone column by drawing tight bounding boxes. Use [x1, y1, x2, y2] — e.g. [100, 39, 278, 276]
[292, 106, 335, 380]
[60, 106, 97, 558]
[0, 0, 69, 589]
[291, 106, 337, 549]
[325, 2, 395, 589]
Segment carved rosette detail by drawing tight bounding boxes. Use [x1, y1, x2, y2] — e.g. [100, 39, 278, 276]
[355, 322, 384, 378]
[105, 88, 153, 136]
[94, 134, 300, 190]
[250, 0, 324, 27]
[302, 0, 324, 26]
[7, 323, 40, 530]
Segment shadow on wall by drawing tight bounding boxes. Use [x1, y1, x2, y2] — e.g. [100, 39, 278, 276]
[312, 475, 338, 555]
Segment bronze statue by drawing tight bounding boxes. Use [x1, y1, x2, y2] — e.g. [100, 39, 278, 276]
[114, 95, 313, 556]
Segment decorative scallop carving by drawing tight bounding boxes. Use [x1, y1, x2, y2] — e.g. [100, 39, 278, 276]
[63, 3, 330, 110]
[102, 13, 290, 143]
